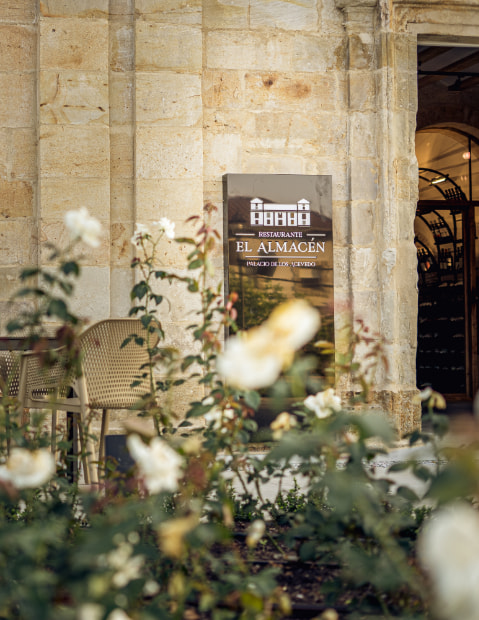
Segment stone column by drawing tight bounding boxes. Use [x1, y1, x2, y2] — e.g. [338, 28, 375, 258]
[335, 0, 420, 433]
[134, 1, 205, 413]
[0, 2, 38, 328]
[109, 0, 136, 317]
[38, 1, 111, 320]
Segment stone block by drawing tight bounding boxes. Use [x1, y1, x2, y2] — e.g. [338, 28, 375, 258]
[109, 0, 134, 17]
[250, 0, 319, 32]
[0, 267, 26, 300]
[348, 32, 375, 71]
[111, 221, 133, 268]
[0, 179, 34, 218]
[244, 71, 342, 112]
[110, 179, 134, 222]
[203, 132, 242, 178]
[203, 109, 256, 136]
[40, 219, 109, 267]
[243, 154, 304, 174]
[350, 158, 378, 202]
[40, 18, 108, 71]
[39, 1, 108, 18]
[203, 70, 244, 109]
[135, 22, 202, 71]
[136, 0, 201, 25]
[151, 277, 203, 320]
[350, 112, 377, 159]
[135, 178, 204, 222]
[11, 128, 37, 180]
[136, 72, 202, 127]
[203, 0, 249, 29]
[40, 125, 110, 178]
[350, 202, 375, 246]
[110, 125, 134, 178]
[68, 266, 110, 320]
[40, 70, 109, 125]
[0, 219, 35, 265]
[110, 21, 134, 73]
[292, 34, 345, 72]
[110, 266, 135, 317]
[109, 73, 134, 125]
[136, 127, 203, 180]
[349, 71, 376, 111]
[0, 72, 35, 128]
[350, 246, 377, 289]
[40, 178, 110, 220]
[0, 1, 36, 22]
[0, 25, 36, 71]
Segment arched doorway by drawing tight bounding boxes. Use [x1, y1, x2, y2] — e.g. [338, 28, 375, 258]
[415, 127, 479, 400]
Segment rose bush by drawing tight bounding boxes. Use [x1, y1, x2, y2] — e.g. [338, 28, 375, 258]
[2, 206, 479, 619]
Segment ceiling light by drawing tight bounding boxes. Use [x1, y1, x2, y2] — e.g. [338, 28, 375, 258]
[462, 151, 471, 160]
[431, 176, 447, 184]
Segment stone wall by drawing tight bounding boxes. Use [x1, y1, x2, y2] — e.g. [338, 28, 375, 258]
[2, 0, 479, 433]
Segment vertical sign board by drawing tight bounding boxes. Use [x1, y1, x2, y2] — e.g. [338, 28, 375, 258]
[223, 174, 334, 345]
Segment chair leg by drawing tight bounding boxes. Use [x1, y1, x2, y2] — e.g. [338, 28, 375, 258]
[51, 409, 57, 457]
[99, 409, 109, 480]
[76, 419, 91, 486]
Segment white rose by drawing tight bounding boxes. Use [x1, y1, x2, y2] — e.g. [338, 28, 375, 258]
[127, 434, 183, 494]
[0, 447, 55, 489]
[417, 502, 479, 620]
[131, 223, 151, 247]
[155, 217, 176, 240]
[246, 519, 266, 547]
[267, 299, 320, 350]
[204, 406, 235, 430]
[304, 388, 341, 419]
[64, 207, 102, 248]
[217, 327, 284, 390]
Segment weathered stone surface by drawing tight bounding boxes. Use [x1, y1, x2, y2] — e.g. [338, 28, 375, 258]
[0, 1, 36, 23]
[110, 266, 134, 318]
[111, 221, 133, 268]
[136, 0, 202, 25]
[10, 128, 37, 180]
[0, 72, 36, 128]
[110, 125, 134, 178]
[39, 1, 108, 18]
[68, 266, 110, 320]
[110, 21, 134, 73]
[206, 31, 344, 72]
[203, 0, 249, 29]
[40, 18, 108, 71]
[40, 71, 109, 125]
[136, 127, 203, 179]
[39, 125, 110, 178]
[40, 178, 110, 220]
[40, 219, 109, 267]
[135, 178, 204, 221]
[0, 179, 34, 217]
[0, 25, 36, 71]
[0, 219, 35, 265]
[135, 22, 202, 71]
[250, 0, 319, 31]
[136, 72, 202, 126]
[109, 73, 134, 125]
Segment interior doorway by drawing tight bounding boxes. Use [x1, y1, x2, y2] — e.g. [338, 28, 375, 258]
[416, 43, 479, 400]
[415, 44, 479, 399]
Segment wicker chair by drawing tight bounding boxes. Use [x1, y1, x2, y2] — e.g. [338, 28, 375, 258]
[17, 319, 159, 484]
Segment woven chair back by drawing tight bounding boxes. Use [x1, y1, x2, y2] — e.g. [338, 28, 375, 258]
[79, 318, 160, 409]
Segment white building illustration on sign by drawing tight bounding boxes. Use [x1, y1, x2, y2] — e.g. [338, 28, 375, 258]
[250, 198, 311, 227]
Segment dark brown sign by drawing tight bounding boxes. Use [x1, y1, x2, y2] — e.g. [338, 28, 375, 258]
[223, 174, 333, 340]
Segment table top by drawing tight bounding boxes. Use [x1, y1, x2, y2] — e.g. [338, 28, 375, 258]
[0, 336, 59, 351]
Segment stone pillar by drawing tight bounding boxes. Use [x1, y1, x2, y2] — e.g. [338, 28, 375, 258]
[335, 0, 420, 433]
[109, 0, 135, 317]
[38, 1, 111, 320]
[134, 1, 205, 412]
[0, 2, 38, 328]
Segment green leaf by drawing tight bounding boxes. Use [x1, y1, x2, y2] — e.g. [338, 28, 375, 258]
[244, 390, 261, 410]
[131, 281, 149, 300]
[61, 261, 80, 276]
[46, 298, 70, 321]
[188, 259, 203, 270]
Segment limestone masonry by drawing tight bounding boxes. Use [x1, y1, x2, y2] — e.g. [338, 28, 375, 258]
[2, 0, 479, 433]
